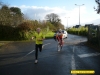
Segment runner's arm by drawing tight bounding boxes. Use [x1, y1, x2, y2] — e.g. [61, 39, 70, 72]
[42, 34, 45, 40]
[31, 33, 36, 40]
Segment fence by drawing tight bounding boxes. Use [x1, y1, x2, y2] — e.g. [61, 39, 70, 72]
[88, 25, 100, 48]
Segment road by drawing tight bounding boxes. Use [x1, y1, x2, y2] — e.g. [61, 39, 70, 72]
[0, 34, 100, 75]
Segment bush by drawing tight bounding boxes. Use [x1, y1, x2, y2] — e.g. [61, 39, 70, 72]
[68, 27, 88, 36]
[17, 22, 34, 31]
[0, 25, 14, 40]
[0, 22, 35, 41]
[0, 20, 61, 41]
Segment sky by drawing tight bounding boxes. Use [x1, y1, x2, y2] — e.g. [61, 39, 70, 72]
[1, 0, 100, 27]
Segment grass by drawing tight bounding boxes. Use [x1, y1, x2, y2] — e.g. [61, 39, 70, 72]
[0, 43, 3, 46]
[0, 41, 13, 47]
[45, 31, 55, 38]
[24, 30, 55, 41]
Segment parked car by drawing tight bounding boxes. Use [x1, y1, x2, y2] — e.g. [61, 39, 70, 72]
[54, 30, 68, 40]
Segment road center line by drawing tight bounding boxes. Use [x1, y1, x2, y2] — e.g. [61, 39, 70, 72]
[24, 50, 35, 57]
[22, 43, 51, 58]
[71, 55, 76, 70]
[42, 43, 51, 48]
[73, 46, 75, 53]
[71, 46, 77, 75]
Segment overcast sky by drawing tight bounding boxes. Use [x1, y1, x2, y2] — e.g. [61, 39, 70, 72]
[2, 0, 100, 27]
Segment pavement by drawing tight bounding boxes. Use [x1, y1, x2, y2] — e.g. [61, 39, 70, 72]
[0, 34, 100, 75]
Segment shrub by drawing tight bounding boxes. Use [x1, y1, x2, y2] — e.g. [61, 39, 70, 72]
[68, 27, 88, 36]
[17, 22, 34, 31]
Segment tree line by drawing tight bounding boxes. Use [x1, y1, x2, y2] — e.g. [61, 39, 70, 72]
[0, 2, 64, 41]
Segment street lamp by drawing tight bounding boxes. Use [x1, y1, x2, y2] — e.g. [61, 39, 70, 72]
[75, 4, 84, 25]
[65, 17, 70, 29]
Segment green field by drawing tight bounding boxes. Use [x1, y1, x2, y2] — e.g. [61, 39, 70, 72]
[27, 30, 55, 41]
[44, 31, 55, 38]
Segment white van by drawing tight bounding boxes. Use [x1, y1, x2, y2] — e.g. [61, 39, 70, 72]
[62, 30, 68, 38]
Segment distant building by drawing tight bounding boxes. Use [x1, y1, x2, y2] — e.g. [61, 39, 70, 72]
[74, 25, 81, 28]
[85, 24, 94, 27]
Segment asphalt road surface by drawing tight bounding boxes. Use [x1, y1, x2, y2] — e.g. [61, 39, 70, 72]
[0, 34, 100, 75]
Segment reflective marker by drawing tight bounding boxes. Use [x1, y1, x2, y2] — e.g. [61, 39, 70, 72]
[71, 70, 95, 74]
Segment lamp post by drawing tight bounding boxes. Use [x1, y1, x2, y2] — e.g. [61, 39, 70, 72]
[65, 17, 70, 29]
[75, 4, 84, 25]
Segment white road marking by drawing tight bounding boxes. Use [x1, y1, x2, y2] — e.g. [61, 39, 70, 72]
[71, 46, 77, 75]
[42, 43, 51, 48]
[78, 53, 100, 58]
[71, 46, 76, 69]
[71, 55, 76, 70]
[22, 43, 51, 58]
[24, 50, 35, 57]
[73, 46, 75, 53]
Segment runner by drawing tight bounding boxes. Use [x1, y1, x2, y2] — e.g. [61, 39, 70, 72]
[31, 28, 45, 64]
[56, 29, 64, 51]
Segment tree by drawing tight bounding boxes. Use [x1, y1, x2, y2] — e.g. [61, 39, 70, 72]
[10, 7, 24, 26]
[0, 5, 12, 25]
[10, 7, 22, 15]
[45, 13, 61, 24]
[0, 4, 24, 26]
[45, 13, 65, 30]
[94, 0, 100, 14]
[17, 22, 34, 31]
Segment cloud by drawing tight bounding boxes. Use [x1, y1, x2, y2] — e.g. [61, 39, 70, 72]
[87, 18, 100, 25]
[17, 5, 100, 27]
[20, 5, 69, 20]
